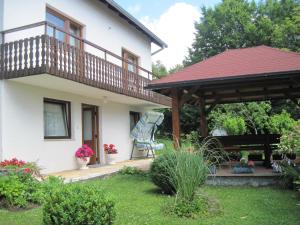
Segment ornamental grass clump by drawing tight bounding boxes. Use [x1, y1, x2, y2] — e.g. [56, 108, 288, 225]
[164, 150, 208, 202]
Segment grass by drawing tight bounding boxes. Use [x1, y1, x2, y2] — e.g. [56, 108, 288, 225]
[1, 174, 300, 225]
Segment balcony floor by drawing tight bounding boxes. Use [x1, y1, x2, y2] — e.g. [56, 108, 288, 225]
[8, 74, 168, 108]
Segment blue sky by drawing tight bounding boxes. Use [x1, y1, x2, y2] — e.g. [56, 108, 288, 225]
[115, 0, 221, 18]
[114, 1, 222, 69]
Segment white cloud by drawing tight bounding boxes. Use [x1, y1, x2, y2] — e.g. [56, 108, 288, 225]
[127, 4, 141, 15]
[141, 3, 200, 69]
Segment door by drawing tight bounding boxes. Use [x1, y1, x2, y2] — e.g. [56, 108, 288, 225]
[82, 104, 99, 165]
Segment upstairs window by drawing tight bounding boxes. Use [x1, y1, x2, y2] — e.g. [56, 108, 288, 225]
[44, 98, 71, 139]
[122, 49, 139, 73]
[46, 7, 82, 48]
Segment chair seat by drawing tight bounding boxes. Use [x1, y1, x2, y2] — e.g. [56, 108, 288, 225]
[136, 142, 164, 151]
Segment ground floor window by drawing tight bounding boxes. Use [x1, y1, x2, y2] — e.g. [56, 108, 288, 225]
[130, 111, 141, 131]
[44, 98, 71, 139]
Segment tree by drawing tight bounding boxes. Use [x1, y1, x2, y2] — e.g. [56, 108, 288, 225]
[208, 102, 272, 134]
[152, 60, 168, 78]
[169, 64, 184, 74]
[184, 0, 300, 66]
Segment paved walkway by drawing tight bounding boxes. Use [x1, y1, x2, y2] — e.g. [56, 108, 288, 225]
[47, 159, 153, 183]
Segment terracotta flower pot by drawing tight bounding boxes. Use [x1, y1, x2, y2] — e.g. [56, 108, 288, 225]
[105, 154, 117, 165]
[76, 157, 90, 170]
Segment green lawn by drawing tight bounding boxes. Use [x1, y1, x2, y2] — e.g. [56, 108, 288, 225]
[1, 174, 300, 225]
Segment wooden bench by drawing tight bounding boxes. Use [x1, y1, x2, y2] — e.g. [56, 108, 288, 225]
[200, 134, 280, 167]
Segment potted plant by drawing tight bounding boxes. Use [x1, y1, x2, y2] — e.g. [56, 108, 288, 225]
[75, 144, 94, 170]
[233, 158, 255, 174]
[104, 144, 118, 165]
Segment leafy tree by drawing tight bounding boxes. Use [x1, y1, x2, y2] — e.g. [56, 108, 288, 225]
[152, 60, 168, 78]
[208, 102, 272, 134]
[222, 116, 247, 135]
[169, 64, 184, 74]
[269, 110, 298, 134]
[184, 0, 300, 66]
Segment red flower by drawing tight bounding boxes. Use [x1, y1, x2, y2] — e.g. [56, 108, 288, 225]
[248, 160, 255, 168]
[23, 168, 31, 173]
[104, 144, 118, 154]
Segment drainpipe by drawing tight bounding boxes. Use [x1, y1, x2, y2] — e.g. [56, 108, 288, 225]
[151, 47, 165, 56]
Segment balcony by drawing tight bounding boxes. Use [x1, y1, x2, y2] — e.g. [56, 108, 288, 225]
[0, 21, 171, 107]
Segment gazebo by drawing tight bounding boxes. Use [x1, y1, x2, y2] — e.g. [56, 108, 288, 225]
[146, 46, 300, 166]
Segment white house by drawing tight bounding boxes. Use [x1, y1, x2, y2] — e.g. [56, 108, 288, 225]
[0, 0, 170, 173]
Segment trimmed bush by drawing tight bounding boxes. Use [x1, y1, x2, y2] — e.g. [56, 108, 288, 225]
[43, 183, 115, 225]
[150, 151, 177, 194]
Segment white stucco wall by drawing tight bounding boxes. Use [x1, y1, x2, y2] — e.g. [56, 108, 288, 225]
[0, 0, 3, 34]
[1, 80, 146, 173]
[2, 0, 152, 73]
[0, 80, 3, 161]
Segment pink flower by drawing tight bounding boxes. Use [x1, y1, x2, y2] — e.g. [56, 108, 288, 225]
[75, 145, 94, 158]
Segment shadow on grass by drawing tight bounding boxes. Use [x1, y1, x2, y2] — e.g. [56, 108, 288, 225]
[143, 187, 174, 196]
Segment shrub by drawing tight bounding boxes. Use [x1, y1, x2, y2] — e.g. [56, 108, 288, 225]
[150, 151, 177, 194]
[0, 175, 27, 208]
[0, 171, 45, 208]
[166, 194, 221, 218]
[43, 183, 116, 225]
[278, 123, 300, 155]
[119, 166, 145, 175]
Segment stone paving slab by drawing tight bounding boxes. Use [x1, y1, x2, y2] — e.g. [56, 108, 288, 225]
[46, 159, 153, 183]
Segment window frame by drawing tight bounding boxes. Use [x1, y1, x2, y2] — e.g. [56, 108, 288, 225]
[44, 98, 72, 140]
[46, 7, 83, 48]
[130, 111, 141, 131]
[122, 48, 140, 74]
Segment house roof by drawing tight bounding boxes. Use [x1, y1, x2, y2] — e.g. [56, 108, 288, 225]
[99, 0, 167, 49]
[147, 45, 300, 89]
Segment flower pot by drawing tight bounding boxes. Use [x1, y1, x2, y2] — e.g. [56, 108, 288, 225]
[105, 154, 117, 165]
[233, 166, 255, 174]
[76, 157, 90, 170]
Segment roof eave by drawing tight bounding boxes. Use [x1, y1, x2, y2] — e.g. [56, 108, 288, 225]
[100, 0, 168, 49]
[146, 70, 300, 90]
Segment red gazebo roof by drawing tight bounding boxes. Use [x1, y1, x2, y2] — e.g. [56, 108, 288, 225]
[149, 45, 300, 89]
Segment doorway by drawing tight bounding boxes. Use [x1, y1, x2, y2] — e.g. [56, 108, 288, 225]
[82, 104, 99, 165]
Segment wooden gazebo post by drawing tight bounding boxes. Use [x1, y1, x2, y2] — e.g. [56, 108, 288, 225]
[171, 89, 181, 148]
[199, 97, 208, 137]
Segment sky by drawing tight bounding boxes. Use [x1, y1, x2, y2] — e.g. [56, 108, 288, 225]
[115, 0, 222, 69]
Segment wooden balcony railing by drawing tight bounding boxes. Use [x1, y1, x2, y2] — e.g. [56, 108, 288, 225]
[0, 22, 171, 107]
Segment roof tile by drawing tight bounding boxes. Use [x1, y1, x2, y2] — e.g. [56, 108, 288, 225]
[150, 45, 300, 86]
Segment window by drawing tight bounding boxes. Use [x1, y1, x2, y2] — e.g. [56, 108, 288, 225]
[46, 7, 82, 48]
[130, 111, 141, 131]
[44, 98, 71, 139]
[122, 49, 139, 73]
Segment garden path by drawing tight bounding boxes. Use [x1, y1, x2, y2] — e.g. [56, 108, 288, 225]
[46, 159, 153, 183]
